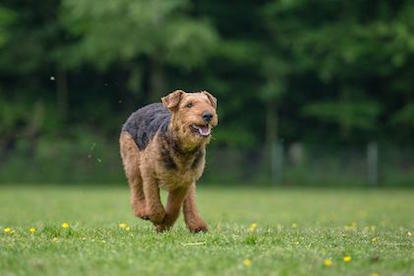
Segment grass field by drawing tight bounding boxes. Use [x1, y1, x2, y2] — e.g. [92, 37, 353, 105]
[0, 185, 413, 275]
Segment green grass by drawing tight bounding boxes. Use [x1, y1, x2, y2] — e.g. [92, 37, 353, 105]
[0, 185, 413, 275]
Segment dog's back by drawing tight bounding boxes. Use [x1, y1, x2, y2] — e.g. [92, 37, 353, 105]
[122, 103, 171, 151]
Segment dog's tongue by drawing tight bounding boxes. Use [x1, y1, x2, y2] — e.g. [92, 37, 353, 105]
[198, 125, 211, 136]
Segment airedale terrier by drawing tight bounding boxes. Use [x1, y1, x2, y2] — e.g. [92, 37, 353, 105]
[119, 90, 218, 232]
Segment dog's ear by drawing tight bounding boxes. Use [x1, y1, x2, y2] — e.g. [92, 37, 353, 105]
[162, 90, 185, 111]
[202, 91, 217, 109]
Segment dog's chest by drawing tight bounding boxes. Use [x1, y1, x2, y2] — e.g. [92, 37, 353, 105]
[158, 169, 199, 190]
[157, 156, 204, 190]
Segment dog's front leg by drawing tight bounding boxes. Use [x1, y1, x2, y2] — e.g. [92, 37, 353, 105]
[142, 176, 165, 225]
[156, 187, 188, 232]
[183, 182, 208, 233]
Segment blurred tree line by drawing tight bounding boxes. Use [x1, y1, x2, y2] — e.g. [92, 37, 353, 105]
[0, 0, 413, 183]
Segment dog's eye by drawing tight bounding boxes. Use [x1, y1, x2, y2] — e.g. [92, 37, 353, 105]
[186, 102, 193, 108]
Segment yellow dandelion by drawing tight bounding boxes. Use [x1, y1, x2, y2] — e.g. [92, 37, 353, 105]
[4, 227, 12, 234]
[248, 223, 257, 232]
[125, 226, 131, 232]
[343, 255, 352, 263]
[323, 258, 332, 267]
[243, 258, 252, 267]
[61, 222, 69, 229]
[29, 227, 36, 234]
[119, 223, 127, 229]
[370, 272, 379, 276]
[292, 223, 297, 228]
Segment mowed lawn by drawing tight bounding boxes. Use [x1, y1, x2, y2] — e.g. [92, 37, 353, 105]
[0, 185, 413, 275]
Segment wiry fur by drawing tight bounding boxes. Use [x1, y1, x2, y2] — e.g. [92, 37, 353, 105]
[120, 90, 218, 232]
[122, 103, 170, 151]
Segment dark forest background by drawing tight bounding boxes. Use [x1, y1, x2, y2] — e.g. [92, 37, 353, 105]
[0, 0, 413, 186]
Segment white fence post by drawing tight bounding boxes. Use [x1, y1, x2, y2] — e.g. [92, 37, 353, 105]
[367, 141, 378, 187]
[271, 141, 284, 185]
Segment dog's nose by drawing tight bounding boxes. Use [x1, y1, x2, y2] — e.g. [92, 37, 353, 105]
[202, 112, 213, 123]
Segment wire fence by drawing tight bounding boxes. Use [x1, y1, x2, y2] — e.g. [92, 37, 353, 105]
[203, 142, 414, 187]
[0, 138, 413, 187]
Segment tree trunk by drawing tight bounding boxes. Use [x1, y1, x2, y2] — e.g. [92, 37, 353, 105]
[24, 101, 44, 159]
[265, 100, 283, 184]
[56, 70, 68, 123]
[149, 57, 166, 102]
[266, 100, 277, 146]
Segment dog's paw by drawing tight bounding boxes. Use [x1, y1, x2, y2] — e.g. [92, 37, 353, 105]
[155, 223, 171, 233]
[148, 209, 166, 225]
[188, 221, 208, 233]
[133, 207, 150, 220]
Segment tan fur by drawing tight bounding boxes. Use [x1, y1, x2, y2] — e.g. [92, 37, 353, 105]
[120, 90, 218, 232]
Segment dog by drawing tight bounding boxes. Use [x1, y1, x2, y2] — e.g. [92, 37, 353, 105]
[119, 90, 218, 232]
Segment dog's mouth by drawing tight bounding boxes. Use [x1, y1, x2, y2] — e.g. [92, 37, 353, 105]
[191, 124, 211, 137]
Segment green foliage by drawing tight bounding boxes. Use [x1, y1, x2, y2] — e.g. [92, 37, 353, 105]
[0, 0, 414, 183]
[303, 101, 381, 129]
[392, 104, 414, 126]
[60, 0, 218, 69]
[0, 96, 28, 134]
[261, 0, 414, 142]
[0, 6, 15, 46]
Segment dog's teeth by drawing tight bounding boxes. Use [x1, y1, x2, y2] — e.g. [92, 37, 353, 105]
[192, 124, 210, 136]
[199, 126, 211, 136]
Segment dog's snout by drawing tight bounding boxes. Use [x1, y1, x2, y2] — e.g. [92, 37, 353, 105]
[202, 112, 213, 123]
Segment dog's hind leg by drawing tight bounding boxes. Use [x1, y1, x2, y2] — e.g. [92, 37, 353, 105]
[183, 183, 208, 233]
[119, 132, 148, 220]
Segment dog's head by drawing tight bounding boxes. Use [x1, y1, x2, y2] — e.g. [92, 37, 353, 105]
[162, 90, 218, 148]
